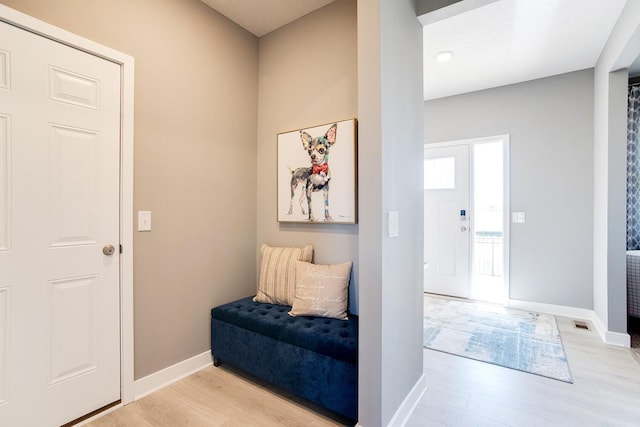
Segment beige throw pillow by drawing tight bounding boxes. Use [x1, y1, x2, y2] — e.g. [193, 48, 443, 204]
[289, 261, 352, 320]
[254, 244, 314, 306]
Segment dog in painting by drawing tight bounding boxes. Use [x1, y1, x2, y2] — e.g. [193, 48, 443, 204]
[287, 123, 337, 222]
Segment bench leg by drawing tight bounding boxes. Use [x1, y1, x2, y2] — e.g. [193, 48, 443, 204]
[213, 356, 222, 367]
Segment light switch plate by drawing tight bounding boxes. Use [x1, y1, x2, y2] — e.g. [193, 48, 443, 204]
[389, 211, 399, 237]
[138, 211, 151, 231]
[512, 211, 525, 223]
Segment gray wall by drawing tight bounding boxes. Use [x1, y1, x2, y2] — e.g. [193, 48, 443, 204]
[2, 0, 260, 379]
[6, 3, 428, 422]
[425, 69, 595, 309]
[594, 0, 640, 335]
[255, 0, 359, 313]
[359, 0, 424, 425]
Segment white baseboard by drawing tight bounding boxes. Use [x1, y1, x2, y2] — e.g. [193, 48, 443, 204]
[508, 299, 594, 321]
[605, 327, 631, 347]
[584, 312, 629, 347]
[134, 350, 213, 400]
[387, 373, 428, 427]
[586, 311, 609, 344]
[508, 299, 630, 348]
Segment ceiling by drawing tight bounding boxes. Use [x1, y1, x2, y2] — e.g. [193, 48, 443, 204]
[201, 0, 629, 100]
[200, 0, 336, 37]
[423, 0, 628, 100]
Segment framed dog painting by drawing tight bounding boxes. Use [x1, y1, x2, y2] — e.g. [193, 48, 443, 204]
[277, 119, 357, 224]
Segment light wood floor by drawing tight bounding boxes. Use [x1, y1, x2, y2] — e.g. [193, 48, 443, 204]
[86, 314, 640, 427]
[407, 315, 640, 426]
[86, 364, 352, 427]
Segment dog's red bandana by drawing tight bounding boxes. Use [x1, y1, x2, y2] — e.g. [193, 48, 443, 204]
[312, 164, 329, 175]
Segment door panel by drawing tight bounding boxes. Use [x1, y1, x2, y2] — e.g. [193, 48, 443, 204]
[49, 66, 99, 109]
[0, 50, 8, 89]
[49, 124, 98, 246]
[424, 145, 470, 298]
[48, 275, 99, 384]
[0, 20, 121, 426]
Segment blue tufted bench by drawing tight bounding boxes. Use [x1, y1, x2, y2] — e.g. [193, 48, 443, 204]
[210, 296, 358, 420]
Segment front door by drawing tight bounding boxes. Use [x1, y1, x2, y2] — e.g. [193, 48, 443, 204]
[0, 20, 121, 426]
[424, 145, 470, 298]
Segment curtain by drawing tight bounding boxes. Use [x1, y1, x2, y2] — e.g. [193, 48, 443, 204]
[627, 84, 640, 250]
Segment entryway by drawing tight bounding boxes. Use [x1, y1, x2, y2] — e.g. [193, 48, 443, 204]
[0, 9, 134, 425]
[423, 136, 509, 304]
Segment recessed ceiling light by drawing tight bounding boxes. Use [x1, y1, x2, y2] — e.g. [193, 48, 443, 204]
[435, 50, 453, 63]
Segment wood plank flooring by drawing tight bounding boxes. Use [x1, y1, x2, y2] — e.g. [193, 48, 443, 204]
[85, 365, 352, 427]
[87, 311, 640, 426]
[407, 316, 640, 427]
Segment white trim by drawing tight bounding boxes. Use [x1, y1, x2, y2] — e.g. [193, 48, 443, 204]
[589, 312, 610, 345]
[508, 299, 595, 322]
[133, 351, 213, 400]
[424, 134, 510, 150]
[606, 330, 631, 347]
[119, 40, 135, 407]
[386, 374, 428, 427]
[502, 138, 511, 303]
[0, 3, 135, 404]
[508, 299, 631, 347]
[0, 5, 130, 65]
[590, 314, 632, 347]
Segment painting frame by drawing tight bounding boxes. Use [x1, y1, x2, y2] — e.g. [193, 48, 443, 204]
[277, 118, 358, 224]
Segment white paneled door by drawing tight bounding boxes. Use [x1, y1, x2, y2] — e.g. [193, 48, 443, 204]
[0, 20, 121, 426]
[424, 145, 470, 298]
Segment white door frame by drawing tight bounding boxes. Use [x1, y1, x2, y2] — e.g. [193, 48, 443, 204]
[0, 4, 135, 405]
[425, 135, 510, 303]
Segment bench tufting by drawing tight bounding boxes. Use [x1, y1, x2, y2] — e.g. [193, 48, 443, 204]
[210, 296, 358, 421]
[210, 297, 358, 364]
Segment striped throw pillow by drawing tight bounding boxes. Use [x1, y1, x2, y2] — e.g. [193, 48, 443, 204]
[253, 244, 314, 306]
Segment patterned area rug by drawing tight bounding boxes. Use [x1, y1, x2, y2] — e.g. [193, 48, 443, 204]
[423, 295, 573, 383]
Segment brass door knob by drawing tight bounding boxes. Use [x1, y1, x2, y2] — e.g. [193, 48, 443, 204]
[103, 245, 116, 256]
